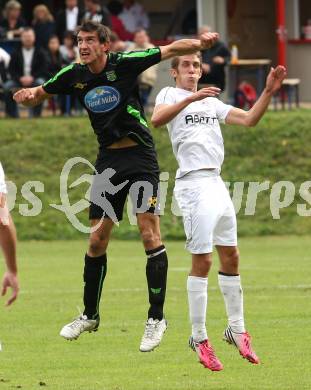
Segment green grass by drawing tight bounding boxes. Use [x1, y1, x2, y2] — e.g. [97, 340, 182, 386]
[0, 237, 310, 389]
[1, 109, 311, 239]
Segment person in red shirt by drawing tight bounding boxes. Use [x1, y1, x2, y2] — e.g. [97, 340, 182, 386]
[108, 0, 133, 41]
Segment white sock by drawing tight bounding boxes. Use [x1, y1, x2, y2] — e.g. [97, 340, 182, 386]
[218, 273, 245, 333]
[187, 275, 208, 342]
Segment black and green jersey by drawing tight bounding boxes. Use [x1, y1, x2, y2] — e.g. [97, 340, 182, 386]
[42, 48, 161, 149]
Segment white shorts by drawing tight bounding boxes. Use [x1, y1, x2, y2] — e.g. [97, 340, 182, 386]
[174, 172, 237, 254]
[0, 162, 7, 194]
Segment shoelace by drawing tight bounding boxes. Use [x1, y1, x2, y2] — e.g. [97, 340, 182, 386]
[68, 307, 85, 330]
[144, 321, 158, 339]
[68, 316, 86, 330]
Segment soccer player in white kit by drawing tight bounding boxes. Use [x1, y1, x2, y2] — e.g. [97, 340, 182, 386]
[0, 162, 19, 306]
[152, 53, 286, 371]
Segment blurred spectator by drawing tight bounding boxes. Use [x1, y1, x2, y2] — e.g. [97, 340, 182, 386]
[127, 29, 157, 108]
[55, 0, 83, 42]
[0, 0, 25, 39]
[107, 0, 133, 41]
[119, 0, 149, 33]
[0, 47, 10, 87]
[81, 0, 111, 27]
[46, 35, 63, 76]
[181, 8, 197, 35]
[32, 4, 56, 49]
[59, 30, 79, 64]
[198, 25, 231, 91]
[109, 31, 127, 52]
[3, 27, 48, 118]
[46, 35, 72, 115]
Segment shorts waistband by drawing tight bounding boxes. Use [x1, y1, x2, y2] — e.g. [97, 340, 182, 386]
[176, 168, 220, 181]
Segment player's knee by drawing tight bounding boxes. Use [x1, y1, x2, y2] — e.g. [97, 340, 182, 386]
[200, 256, 212, 273]
[226, 247, 240, 267]
[192, 254, 212, 276]
[140, 228, 161, 249]
[88, 235, 109, 256]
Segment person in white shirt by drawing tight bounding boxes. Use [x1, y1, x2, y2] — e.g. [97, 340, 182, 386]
[3, 28, 48, 117]
[0, 162, 19, 307]
[152, 53, 286, 371]
[0, 47, 10, 87]
[55, 0, 82, 42]
[119, 0, 149, 33]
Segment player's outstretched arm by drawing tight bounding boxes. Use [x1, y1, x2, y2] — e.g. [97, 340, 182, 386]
[13, 85, 52, 108]
[160, 32, 219, 61]
[226, 65, 287, 127]
[152, 87, 220, 128]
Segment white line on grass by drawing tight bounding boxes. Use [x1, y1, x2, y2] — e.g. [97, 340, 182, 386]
[20, 284, 311, 294]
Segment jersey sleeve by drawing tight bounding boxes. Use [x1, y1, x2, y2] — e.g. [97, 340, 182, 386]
[213, 98, 233, 123]
[116, 47, 161, 75]
[155, 87, 176, 106]
[42, 64, 76, 95]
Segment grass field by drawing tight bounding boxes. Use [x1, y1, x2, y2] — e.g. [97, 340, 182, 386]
[0, 236, 310, 389]
[1, 109, 311, 240]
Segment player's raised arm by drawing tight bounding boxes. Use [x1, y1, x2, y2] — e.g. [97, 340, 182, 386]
[13, 85, 52, 108]
[152, 87, 220, 128]
[160, 32, 219, 61]
[226, 65, 287, 127]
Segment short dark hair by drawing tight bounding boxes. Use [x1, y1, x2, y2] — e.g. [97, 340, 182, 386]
[22, 27, 35, 34]
[76, 20, 111, 44]
[171, 52, 202, 70]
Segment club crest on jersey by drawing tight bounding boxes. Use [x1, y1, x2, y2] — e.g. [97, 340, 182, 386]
[147, 196, 158, 208]
[84, 86, 120, 113]
[74, 82, 87, 89]
[106, 70, 117, 81]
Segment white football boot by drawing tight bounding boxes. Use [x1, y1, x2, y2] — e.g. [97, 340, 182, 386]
[139, 318, 167, 352]
[60, 315, 99, 340]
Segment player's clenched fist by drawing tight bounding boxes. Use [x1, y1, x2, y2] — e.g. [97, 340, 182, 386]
[199, 32, 219, 50]
[13, 88, 35, 104]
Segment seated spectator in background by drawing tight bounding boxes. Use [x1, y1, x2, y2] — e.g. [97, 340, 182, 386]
[0, 0, 25, 39]
[198, 25, 231, 92]
[81, 0, 111, 27]
[109, 31, 127, 52]
[59, 30, 79, 64]
[127, 29, 157, 108]
[32, 4, 55, 50]
[46, 35, 72, 115]
[107, 0, 133, 41]
[46, 35, 64, 77]
[0, 47, 10, 88]
[3, 27, 48, 118]
[119, 0, 149, 33]
[55, 0, 83, 42]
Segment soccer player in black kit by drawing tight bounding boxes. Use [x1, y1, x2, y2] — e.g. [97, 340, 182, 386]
[13, 21, 218, 352]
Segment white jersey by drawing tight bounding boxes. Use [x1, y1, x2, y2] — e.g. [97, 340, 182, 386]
[0, 162, 7, 194]
[155, 87, 233, 178]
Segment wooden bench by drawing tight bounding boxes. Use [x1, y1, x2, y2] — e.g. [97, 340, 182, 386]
[274, 78, 300, 110]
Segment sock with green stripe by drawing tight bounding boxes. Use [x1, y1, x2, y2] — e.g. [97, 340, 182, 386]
[83, 253, 107, 320]
[146, 245, 168, 321]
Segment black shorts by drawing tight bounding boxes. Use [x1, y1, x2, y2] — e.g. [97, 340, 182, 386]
[89, 145, 161, 221]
